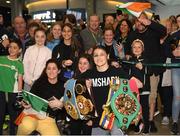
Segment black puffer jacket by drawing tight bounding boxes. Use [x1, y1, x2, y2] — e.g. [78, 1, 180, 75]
[125, 55, 151, 94]
[126, 21, 167, 75]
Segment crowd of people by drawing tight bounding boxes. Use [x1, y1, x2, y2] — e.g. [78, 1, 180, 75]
[0, 9, 180, 135]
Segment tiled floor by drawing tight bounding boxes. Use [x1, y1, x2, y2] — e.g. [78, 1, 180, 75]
[3, 114, 180, 135]
[128, 114, 180, 135]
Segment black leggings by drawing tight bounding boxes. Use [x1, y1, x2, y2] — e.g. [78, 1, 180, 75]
[70, 119, 92, 135]
[140, 94, 150, 127]
[0, 91, 18, 135]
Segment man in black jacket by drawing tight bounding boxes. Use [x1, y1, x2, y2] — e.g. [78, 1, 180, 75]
[125, 12, 166, 133]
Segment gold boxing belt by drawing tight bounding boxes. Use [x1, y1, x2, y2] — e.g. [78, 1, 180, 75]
[64, 79, 97, 120]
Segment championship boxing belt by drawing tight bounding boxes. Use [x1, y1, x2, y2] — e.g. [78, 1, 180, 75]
[110, 78, 141, 131]
[64, 79, 96, 120]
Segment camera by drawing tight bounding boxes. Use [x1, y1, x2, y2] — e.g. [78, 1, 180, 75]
[13, 93, 23, 110]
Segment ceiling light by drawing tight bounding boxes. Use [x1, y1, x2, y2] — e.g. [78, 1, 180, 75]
[6, 0, 11, 4]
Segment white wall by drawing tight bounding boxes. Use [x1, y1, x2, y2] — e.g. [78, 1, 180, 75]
[155, 5, 180, 19]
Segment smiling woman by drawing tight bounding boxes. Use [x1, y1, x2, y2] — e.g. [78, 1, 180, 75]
[45, 60, 60, 83]
[17, 58, 64, 135]
[77, 46, 142, 135]
[52, 23, 82, 81]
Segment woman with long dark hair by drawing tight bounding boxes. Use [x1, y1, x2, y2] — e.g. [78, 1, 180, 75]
[52, 23, 81, 82]
[17, 59, 64, 135]
[69, 54, 94, 135]
[115, 19, 132, 60]
[77, 46, 142, 135]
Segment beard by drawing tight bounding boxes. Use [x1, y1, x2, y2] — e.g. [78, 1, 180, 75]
[137, 25, 147, 33]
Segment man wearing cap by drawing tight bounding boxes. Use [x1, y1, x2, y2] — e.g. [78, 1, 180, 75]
[125, 12, 167, 134]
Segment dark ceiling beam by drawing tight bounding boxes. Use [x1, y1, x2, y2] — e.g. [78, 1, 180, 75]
[156, 0, 166, 6]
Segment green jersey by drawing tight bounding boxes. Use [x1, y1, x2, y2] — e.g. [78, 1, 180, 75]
[0, 56, 24, 93]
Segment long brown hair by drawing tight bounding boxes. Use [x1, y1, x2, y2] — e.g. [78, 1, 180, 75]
[47, 22, 62, 42]
[62, 23, 81, 58]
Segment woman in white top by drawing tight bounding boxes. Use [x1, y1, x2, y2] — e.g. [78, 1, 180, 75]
[23, 27, 52, 91]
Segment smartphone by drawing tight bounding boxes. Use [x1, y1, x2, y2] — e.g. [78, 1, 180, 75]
[116, 43, 123, 48]
[116, 10, 122, 16]
[2, 34, 8, 40]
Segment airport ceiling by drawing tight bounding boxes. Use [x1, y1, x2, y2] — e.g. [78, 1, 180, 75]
[145, 0, 180, 6]
[0, 0, 26, 9]
[0, 0, 179, 9]
[0, 0, 11, 8]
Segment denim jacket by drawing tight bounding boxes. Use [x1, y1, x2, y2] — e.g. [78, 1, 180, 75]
[46, 39, 61, 51]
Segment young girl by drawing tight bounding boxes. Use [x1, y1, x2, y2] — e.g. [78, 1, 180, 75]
[0, 39, 24, 135]
[23, 28, 52, 91]
[77, 46, 142, 135]
[52, 23, 81, 81]
[70, 54, 93, 135]
[17, 58, 64, 135]
[74, 54, 93, 77]
[46, 22, 62, 51]
[127, 39, 151, 134]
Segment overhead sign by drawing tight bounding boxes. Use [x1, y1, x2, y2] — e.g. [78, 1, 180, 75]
[33, 11, 56, 23]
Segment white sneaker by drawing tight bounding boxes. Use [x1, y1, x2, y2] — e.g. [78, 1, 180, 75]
[138, 123, 144, 134]
[154, 110, 160, 117]
[134, 123, 144, 134]
[161, 116, 169, 125]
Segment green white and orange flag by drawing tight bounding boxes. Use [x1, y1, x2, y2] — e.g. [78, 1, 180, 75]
[15, 90, 49, 125]
[22, 90, 48, 112]
[116, 2, 151, 17]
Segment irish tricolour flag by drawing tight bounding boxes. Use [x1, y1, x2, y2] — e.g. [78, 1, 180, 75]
[15, 90, 49, 125]
[116, 2, 151, 17]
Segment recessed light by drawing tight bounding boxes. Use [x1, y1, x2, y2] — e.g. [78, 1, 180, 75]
[6, 1, 11, 4]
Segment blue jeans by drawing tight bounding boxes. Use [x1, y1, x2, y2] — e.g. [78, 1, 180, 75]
[172, 68, 180, 122]
[91, 124, 124, 135]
